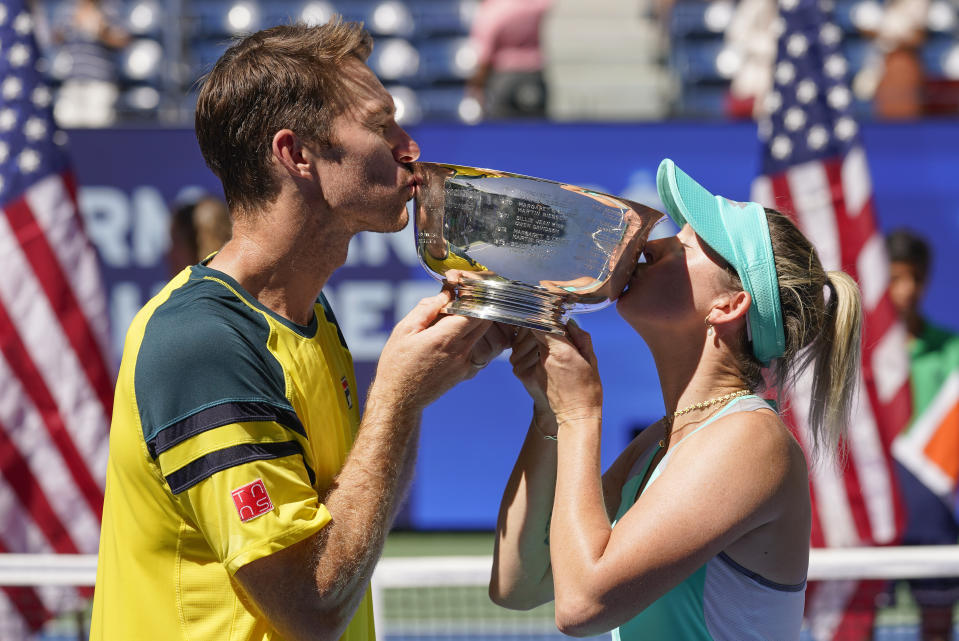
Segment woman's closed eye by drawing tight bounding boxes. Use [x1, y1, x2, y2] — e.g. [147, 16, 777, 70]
[648, 237, 685, 262]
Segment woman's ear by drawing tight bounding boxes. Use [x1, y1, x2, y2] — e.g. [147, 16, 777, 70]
[707, 290, 751, 331]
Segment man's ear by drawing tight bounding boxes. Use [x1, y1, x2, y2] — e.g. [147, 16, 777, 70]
[707, 290, 751, 331]
[271, 129, 313, 179]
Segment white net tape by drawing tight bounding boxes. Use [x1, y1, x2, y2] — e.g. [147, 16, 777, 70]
[5, 546, 959, 586]
[3, 547, 959, 640]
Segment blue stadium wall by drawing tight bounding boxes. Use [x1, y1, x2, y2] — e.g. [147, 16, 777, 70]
[70, 120, 959, 530]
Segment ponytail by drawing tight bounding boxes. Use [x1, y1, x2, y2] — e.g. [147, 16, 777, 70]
[807, 271, 862, 455]
[727, 211, 864, 461]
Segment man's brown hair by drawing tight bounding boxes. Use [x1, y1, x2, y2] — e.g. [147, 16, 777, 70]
[194, 19, 373, 213]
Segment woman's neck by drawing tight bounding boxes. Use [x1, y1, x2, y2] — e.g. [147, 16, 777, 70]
[648, 337, 749, 417]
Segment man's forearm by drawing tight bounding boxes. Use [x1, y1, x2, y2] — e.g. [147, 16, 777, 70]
[230, 387, 424, 641]
[390, 426, 421, 524]
[310, 380, 422, 611]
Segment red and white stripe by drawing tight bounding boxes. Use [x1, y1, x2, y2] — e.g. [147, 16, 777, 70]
[753, 147, 911, 640]
[0, 171, 112, 631]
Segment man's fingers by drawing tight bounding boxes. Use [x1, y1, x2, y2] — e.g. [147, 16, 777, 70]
[473, 323, 512, 362]
[469, 338, 494, 369]
[488, 322, 514, 349]
[427, 312, 492, 351]
[458, 314, 494, 344]
[398, 291, 453, 332]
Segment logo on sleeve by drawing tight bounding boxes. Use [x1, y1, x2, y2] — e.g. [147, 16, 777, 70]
[341, 376, 353, 409]
[231, 479, 274, 522]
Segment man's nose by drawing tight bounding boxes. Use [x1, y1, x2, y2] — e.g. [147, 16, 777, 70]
[395, 128, 420, 163]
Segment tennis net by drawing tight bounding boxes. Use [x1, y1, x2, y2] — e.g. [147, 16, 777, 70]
[3, 546, 959, 640]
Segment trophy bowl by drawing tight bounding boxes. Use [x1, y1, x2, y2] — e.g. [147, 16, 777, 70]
[412, 162, 665, 334]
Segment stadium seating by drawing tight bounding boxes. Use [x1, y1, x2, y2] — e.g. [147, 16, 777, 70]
[36, 0, 959, 124]
[670, 0, 959, 119]
[541, 0, 675, 120]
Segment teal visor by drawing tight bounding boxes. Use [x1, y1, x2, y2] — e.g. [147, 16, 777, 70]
[656, 159, 785, 365]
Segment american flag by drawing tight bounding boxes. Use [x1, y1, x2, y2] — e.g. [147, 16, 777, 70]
[749, 0, 912, 638]
[0, 0, 112, 636]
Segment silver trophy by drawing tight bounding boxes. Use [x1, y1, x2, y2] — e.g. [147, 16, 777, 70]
[412, 162, 665, 334]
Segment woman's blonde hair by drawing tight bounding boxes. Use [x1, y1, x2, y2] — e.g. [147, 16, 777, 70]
[727, 209, 863, 457]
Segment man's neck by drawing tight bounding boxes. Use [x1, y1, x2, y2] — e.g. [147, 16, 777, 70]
[208, 198, 351, 326]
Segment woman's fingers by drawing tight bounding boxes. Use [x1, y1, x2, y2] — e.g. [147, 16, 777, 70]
[512, 348, 542, 373]
[510, 330, 540, 364]
[539, 330, 577, 361]
[566, 320, 597, 364]
[534, 321, 597, 364]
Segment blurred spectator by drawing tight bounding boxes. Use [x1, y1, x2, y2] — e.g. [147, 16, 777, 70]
[168, 195, 232, 275]
[51, 0, 130, 128]
[466, 0, 553, 119]
[853, 0, 930, 119]
[886, 228, 959, 641]
[888, 228, 934, 339]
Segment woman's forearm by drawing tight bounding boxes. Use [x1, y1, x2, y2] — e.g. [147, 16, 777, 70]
[549, 415, 614, 633]
[490, 409, 559, 609]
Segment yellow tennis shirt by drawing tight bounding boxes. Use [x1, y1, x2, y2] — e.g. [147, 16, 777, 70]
[90, 263, 373, 641]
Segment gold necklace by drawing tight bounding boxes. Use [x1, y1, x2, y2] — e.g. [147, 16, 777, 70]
[658, 389, 751, 448]
[673, 389, 751, 417]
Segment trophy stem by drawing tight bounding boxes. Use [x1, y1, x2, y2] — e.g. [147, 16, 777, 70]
[442, 279, 568, 334]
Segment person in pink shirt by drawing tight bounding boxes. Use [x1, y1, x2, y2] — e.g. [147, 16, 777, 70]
[467, 0, 553, 119]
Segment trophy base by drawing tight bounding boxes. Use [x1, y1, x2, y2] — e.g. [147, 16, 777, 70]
[442, 279, 567, 334]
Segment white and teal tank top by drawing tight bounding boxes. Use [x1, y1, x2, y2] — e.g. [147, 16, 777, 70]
[611, 395, 806, 641]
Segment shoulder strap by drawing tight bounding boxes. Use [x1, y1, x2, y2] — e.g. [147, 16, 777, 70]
[643, 395, 769, 490]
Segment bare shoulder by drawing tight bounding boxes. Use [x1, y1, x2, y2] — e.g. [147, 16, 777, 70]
[716, 408, 801, 454]
[672, 408, 807, 490]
